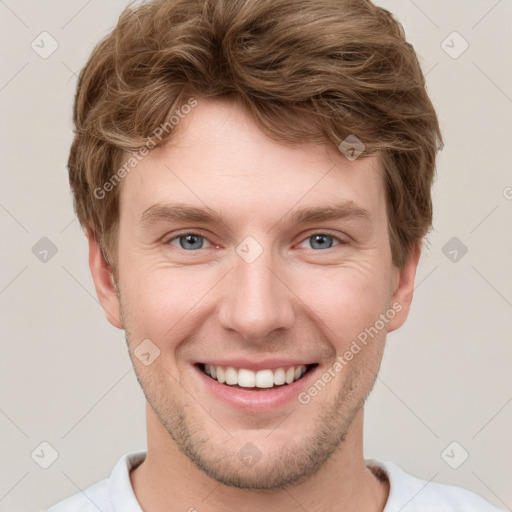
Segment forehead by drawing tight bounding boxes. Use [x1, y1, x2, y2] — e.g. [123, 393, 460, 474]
[118, 98, 386, 226]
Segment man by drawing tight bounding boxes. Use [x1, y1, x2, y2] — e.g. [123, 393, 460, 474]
[47, 0, 503, 510]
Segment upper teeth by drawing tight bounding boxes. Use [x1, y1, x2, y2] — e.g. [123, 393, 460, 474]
[203, 364, 308, 388]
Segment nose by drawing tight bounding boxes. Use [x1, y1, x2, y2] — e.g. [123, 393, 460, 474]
[217, 249, 296, 342]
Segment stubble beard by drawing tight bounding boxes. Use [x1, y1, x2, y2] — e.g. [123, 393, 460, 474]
[126, 334, 381, 491]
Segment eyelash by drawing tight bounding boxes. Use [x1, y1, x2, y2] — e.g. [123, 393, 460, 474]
[165, 231, 348, 251]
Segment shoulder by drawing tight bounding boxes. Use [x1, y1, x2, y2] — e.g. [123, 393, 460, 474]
[45, 478, 110, 512]
[366, 459, 505, 512]
[45, 450, 146, 512]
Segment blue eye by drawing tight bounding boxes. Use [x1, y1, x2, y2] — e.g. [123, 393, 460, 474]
[300, 234, 341, 250]
[167, 233, 343, 252]
[309, 234, 334, 250]
[170, 233, 208, 250]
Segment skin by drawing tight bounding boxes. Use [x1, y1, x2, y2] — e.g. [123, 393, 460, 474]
[88, 98, 420, 512]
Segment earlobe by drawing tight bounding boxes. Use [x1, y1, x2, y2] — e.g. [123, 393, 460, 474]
[387, 243, 421, 333]
[86, 228, 124, 330]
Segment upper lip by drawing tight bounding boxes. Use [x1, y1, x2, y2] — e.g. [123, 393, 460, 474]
[196, 359, 318, 371]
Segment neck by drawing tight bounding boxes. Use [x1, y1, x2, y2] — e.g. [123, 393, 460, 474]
[130, 404, 389, 512]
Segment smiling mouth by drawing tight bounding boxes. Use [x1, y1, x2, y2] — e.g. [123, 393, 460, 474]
[197, 363, 318, 390]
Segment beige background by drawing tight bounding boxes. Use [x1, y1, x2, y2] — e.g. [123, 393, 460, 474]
[0, 1, 511, 511]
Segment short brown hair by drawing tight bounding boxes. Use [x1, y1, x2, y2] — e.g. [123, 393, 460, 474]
[69, 0, 443, 274]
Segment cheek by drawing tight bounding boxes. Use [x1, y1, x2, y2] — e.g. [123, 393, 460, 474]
[119, 259, 218, 342]
[293, 263, 391, 347]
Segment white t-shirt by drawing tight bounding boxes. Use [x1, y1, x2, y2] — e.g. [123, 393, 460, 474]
[46, 450, 504, 512]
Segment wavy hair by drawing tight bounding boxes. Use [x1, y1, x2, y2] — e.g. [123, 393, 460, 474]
[69, 0, 443, 272]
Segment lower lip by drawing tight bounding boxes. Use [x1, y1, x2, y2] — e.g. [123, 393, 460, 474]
[194, 364, 319, 412]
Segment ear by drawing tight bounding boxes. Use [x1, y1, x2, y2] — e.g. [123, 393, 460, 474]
[387, 243, 421, 333]
[86, 228, 123, 329]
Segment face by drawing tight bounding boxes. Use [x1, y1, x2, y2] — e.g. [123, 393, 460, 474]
[90, 98, 418, 490]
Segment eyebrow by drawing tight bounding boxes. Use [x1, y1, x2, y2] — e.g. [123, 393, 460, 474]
[139, 203, 225, 228]
[284, 202, 371, 225]
[138, 201, 371, 229]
